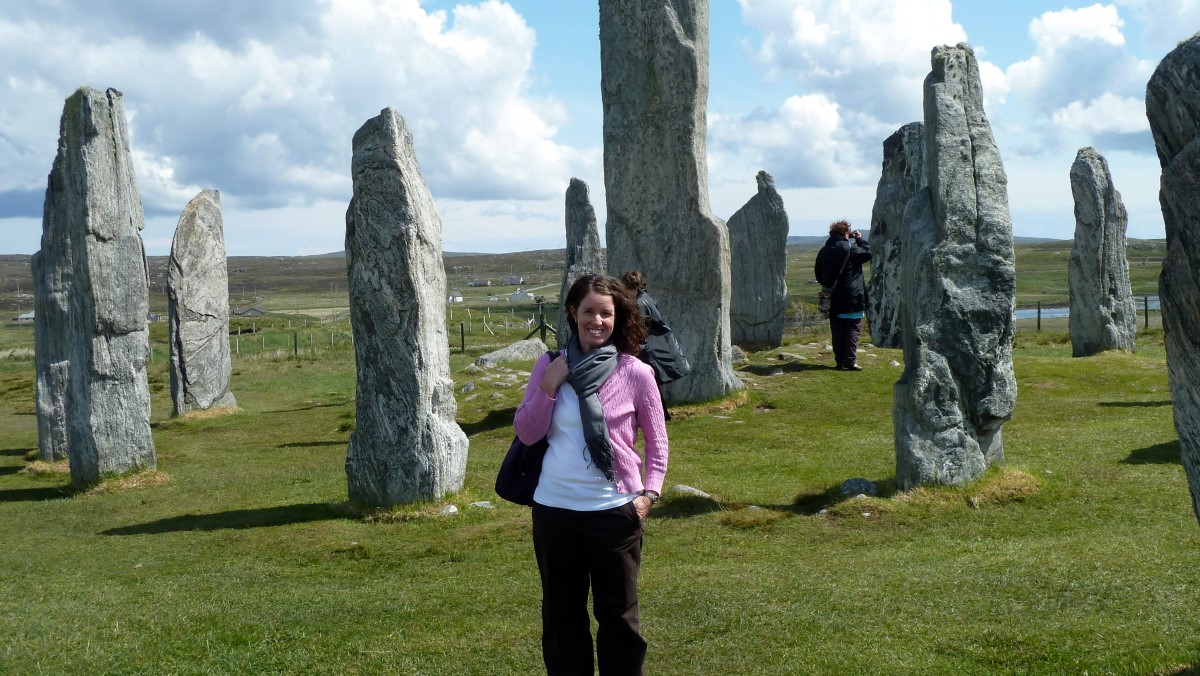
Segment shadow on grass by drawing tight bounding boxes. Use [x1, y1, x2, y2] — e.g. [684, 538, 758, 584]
[101, 502, 339, 535]
[789, 479, 897, 515]
[1099, 400, 1173, 408]
[0, 485, 71, 502]
[268, 400, 353, 414]
[461, 406, 517, 436]
[0, 465, 23, 476]
[652, 495, 725, 520]
[0, 447, 34, 457]
[740, 362, 830, 376]
[1121, 440, 1181, 465]
[276, 440, 345, 449]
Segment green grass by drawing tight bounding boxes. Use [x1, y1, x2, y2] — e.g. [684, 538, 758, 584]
[0, 315, 1196, 674]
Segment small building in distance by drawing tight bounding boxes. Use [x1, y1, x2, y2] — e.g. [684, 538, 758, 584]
[509, 289, 535, 302]
[447, 293, 464, 304]
[233, 307, 268, 317]
[13, 311, 34, 323]
[468, 279, 491, 287]
[501, 274, 525, 286]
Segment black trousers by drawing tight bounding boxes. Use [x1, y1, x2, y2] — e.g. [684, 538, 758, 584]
[829, 316, 863, 368]
[532, 502, 646, 676]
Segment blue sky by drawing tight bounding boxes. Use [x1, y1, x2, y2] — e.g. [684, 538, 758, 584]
[0, 0, 1193, 256]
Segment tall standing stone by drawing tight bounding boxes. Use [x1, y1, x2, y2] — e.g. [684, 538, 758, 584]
[599, 0, 741, 403]
[1146, 33, 1200, 524]
[344, 108, 468, 507]
[728, 171, 788, 350]
[1068, 147, 1136, 357]
[893, 45, 1017, 489]
[557, 178, 604, 350]
[168, 189, 237, 415]
[867, 122, 925, 349]
[32, 250, 70, 461]
[40, 87, 155, 487]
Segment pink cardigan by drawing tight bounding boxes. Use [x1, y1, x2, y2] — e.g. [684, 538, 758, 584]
[514, 352, 668, 496]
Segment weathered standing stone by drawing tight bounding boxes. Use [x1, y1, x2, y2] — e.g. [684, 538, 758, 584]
[167, 190, 237, 415]
[599, 0, 741, 403]
[1068, 148, 1136, 357]
[41, 87, 155, 487]
[1146, 33, 1200, 524]
[867, 122, 925, 349]
[32, 250, 69, 461]
[344, 107, 468, 507]
[728, 171, 788, 350]
[893, 45, 1017, 490]
[556, 178, 604, 349]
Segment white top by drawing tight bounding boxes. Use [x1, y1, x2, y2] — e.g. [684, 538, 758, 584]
[532, 382, 637, 511]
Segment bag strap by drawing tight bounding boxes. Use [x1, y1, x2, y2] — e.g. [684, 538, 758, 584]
[827, 246, 854, 291]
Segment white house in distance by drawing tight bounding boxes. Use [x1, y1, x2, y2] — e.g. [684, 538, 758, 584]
[502, 274, 525, 286]
[13, 311, 34, 323]
[448, 292, 464, 304]
[509, 288, 535, 302]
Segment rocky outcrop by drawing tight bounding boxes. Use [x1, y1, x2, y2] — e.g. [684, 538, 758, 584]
[1146, 33, 1200, 524]
[728, 171, 788, 350]
[893, 45, 1017, 490]
[40, 87, 156, 487]
[31, 250, 69, 461]
[867, 122, 925, 349]
[1068, 147, 1136, 357]
[599, 0, 741, 403]
[344, 107, 468, 507]
[556, 178, 603, 349]
[168, 190, 237, 415]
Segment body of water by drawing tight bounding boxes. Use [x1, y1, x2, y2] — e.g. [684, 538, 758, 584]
[1013, 295, 1159, 320]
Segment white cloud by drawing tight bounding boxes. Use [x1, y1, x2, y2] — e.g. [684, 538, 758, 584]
[1051, 93, 1148, 135]
[1115, 0, 1200, 53]
[0, 0, 591, 225]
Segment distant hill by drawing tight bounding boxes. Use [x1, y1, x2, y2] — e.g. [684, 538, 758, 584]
[787, 231, 1064, 246]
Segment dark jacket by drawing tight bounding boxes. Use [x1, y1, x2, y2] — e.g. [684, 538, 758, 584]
[814, 235, 872, 316]
[636, 290, 691, 384]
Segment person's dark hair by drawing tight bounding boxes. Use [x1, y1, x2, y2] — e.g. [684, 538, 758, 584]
[565, 274, 647, 355]
[620, 270, 647, 293]
[829, 220, 851, 238]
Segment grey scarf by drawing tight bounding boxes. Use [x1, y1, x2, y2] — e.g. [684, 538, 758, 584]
[566, 338, 620, 481]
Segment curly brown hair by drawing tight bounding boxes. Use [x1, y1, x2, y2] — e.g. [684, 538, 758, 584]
[828, 220, 852, 238]
[620, 270, 647, 293]
[565, 274, 647, 355]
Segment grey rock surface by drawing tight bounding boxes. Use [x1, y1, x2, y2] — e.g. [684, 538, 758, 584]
[839, 478, 878, 497]
[1146, 33, 1200, 525]
[867, 122, 925, 349]
[475, 338, 550, 368]
[32, 250, 69, 461]
[168, 190, 237, 414]
[599, 0, 741, 404]
[728, 171, 788, 350]
[344, 108, 468, 507]
[556, 178, 604, 349]
[893, 45, 1017, 490]
[1068, 148, 1136, 357]
[41, 87, 156, 486]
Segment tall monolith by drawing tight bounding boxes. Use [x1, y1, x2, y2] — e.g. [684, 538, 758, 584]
[344, 107, 468, 507]
[893, 45, 1017, 489]
[728, 171, 788, 350]
[32, 250, 69, 461]
[599, 0, 741, 403]
[168, 189, 237, 415]
[557, 178, 604, 350]
[867, 122, 925, 349]
[1068, 147, 1136, 357]
[1146, 32, 1200, 524]
[41, 87, 155, 487]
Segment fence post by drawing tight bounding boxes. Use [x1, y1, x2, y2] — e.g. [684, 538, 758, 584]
[1037, 302, 1041, 332]
[293, 331, 298, 358]
[1144, 295, 1150, 329]
[460, 322, 465, 352]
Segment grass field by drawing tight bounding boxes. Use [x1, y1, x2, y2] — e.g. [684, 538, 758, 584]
[1, 288, 1196, 673]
